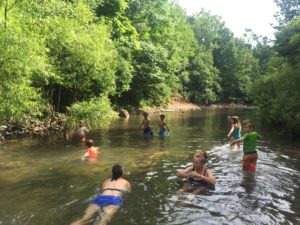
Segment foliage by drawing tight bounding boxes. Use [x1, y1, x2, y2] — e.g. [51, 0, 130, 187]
[274, 0, 300, 24]
[118, 42, 172, 107]
[1, 0, 297, 137]
[67, 96, 117, 128]
[252, 17, 300, 136]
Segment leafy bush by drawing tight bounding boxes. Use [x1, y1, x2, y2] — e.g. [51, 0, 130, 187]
[66, 96, 117, 128]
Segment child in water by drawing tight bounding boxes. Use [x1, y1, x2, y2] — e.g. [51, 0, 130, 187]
[81, 139, 100, 161]
[139, 112, 153, 137]
[227, 116, 241, 150]
[158, 114, 170, 136]
[78, 120, 89, 142]
[231, 121, 262, 172]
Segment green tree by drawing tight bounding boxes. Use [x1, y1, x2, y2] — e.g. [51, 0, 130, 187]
[274, 0, 300, 24]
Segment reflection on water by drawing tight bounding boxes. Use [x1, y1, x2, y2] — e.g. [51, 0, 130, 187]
[0, 110, 300, 225]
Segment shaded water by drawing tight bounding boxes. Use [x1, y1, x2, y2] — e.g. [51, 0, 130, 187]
[1, 109, 300, 225]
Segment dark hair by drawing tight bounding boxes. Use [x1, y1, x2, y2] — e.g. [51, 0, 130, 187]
[143, 112, 148, 117]
[86, 139, 94, 148]
[160, 114, 165, 119]
[111, 164, 123, 181]
[231, 116, 240, 124]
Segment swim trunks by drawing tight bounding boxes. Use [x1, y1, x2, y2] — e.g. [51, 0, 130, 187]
[242, 152, 258, 172]
[143, 127, 153, 136]
[158, 127, 166, 136]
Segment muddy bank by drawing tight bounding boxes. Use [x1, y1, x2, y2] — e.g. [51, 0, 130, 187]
[136, 97, 256, 115]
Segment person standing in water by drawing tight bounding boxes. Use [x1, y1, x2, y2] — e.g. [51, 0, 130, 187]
[139, 112, 153, 137]
[231, 121, 262, 172]
[158, 114, 170, 136]
[227, 116, 242, 149]
[78, 120, 89, 142]
[71, 164, 131, 225]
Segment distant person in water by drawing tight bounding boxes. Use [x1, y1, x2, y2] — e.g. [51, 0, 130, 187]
[78, 120, 89, 142]
[158, 114, 170, 136]
[71, 164, 131, 225]
[231, 120, 262, 172]
[227, 116, 241, 149]
[139, 112, 153, 137]
[81, 139, 100, 161]
[176, 151, 216, 194]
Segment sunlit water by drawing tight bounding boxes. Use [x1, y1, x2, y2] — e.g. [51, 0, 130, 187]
[0, 109, 300, 225]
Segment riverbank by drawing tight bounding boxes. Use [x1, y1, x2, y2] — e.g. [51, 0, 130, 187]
[140, 97, 256, 114]
[0, 98, 256, 142]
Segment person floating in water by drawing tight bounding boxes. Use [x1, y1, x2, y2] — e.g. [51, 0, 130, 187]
[81, 139, 100, 161]
[78, 120, 89, 142]
[231, 120, 262, 172]
[71, 164, 131, 225]
[227, 116, 241, 150]
[158, 114, 170, 136]
[139, 112, 153, 137]
[176, 151, 216, 194]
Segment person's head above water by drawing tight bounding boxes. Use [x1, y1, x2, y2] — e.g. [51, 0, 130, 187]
[86, 139, 94, 148]
[143, 112, 149, 118]
[111, 164, 123, 181]
[193, 151, 208, 168]
[243, 120, 254, 131]
[160, 114, 165, 120]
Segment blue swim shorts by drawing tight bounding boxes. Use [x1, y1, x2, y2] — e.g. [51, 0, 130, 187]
[91, 195, 123, 208]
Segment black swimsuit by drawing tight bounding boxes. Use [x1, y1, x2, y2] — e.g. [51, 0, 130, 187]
[189, 168, 215, 189]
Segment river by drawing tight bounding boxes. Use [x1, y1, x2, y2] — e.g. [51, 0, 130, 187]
[0, 109, 300, 225]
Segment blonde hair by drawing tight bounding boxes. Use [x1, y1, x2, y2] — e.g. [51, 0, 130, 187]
[194, 151, 208, 163]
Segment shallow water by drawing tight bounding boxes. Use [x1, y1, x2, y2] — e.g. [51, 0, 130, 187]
[0, 109, 300, 225]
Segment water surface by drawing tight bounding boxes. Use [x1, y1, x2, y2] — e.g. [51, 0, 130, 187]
[0, 109, 300, 225]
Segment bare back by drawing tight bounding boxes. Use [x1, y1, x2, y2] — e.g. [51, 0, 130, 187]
[102, 178, 131, 197]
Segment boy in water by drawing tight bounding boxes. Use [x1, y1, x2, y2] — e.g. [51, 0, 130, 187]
[231, 121, 262, 172]
[139, 112, 153, 137]
[158, 114, 170, 136]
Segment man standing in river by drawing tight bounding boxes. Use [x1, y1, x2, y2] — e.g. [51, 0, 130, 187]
[71, 164, 131, 225]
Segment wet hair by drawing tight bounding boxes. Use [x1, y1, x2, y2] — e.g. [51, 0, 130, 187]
[143, 112, 148, 117]
[194, 151, 208, 163]
[86, 139, 94, 148]
[111, 164, 123, 181]
[160, 114, 165, 119]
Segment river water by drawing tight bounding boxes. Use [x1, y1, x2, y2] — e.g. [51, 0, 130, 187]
[0, 109, 300, 225]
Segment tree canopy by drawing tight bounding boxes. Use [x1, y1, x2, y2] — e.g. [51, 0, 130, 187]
[0, 0, 299, 136]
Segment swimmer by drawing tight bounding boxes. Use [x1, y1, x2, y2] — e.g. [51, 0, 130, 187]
[227, 116, 241, 150]
[71, 164, 131, 225]
[176, 151, 216, 194]
[81, 139, 100, 161]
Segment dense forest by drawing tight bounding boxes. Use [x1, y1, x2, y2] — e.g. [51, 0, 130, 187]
[0, 0, 299, 136]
